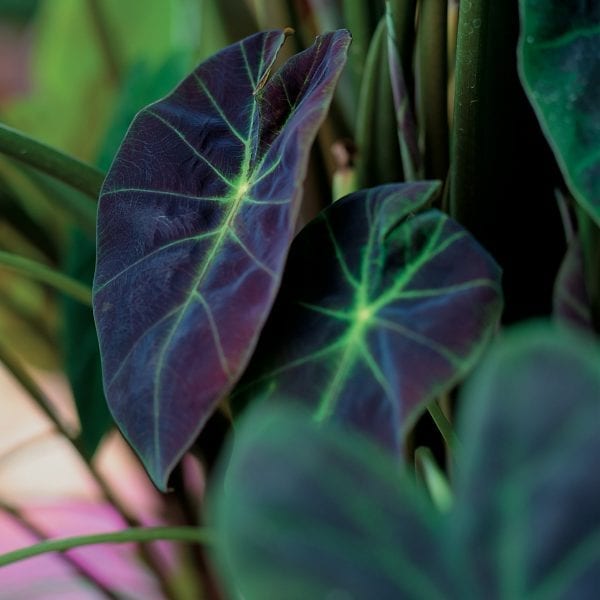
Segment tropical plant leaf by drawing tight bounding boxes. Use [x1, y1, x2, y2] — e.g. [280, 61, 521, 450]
[93, 30, 351, 489]
[212, 324, 600, 599]
[62, 56, 191, 460]
[553, 236, 593, 333]
[518, 0, 600, 224]
[211, 404, 454, 600]
[233, 183, 502, 450]
[452, 324, 600, 598]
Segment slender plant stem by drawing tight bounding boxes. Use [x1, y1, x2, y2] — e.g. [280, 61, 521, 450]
[0, 500, 119, 599]
[0, 123, 105, 199]
[416, 0, 449, 180]
[86, 0, 122, 85]
[414, 447, 453, 512]
[0, 526, 213, 569]
[0, 251, 92, 306]
[0, 343, 176, 599]
[427, 399, 460, 452]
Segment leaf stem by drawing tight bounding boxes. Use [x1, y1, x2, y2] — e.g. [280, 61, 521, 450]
[0, 500, 120, 599]
[0, 343, 176, 598]
[0, 526, 213, 569]
[0, 250, 92, 306]
[86, 0, 123, 85]
[0, 122, 105, 199]
[427, 399, 460, 451]
[414, 446, 453, 511]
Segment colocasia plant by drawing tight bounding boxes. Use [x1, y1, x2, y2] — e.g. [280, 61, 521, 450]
[0, 0, 598, 598]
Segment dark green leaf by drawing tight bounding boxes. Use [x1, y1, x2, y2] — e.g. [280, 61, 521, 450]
[211, 404, 454, 600]
[518, 0, 600, 224]
[233, 183, 502, 450]
[213, 324, 600, 598]
[452, 323, 600, 598]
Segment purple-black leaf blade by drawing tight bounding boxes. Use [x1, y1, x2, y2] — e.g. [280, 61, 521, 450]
[209, 403, 455, 600]
[233, 182, 502, 450]
[93, 30, 351, 490]
[452, 323, 600, 598]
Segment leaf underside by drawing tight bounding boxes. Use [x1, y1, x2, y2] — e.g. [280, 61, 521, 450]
[93, 29, 351, 489]
[233, 182, 503, 450]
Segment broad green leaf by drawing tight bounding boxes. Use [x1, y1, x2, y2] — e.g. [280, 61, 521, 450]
[452, 323, 600, 598]
[211, 404, 454, 600]
[212, 324, 600, 599]
[93, 30, 351, 490]
[518, 1, 600, 224]
[233, 183, 502, 450]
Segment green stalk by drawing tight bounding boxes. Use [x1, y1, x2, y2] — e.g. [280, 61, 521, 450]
[414, 446, 453, 511]
[0, 344, 175, 599]
[0, 526, 213, 569]
[416, 0, 448, 180]
[0, 123, 105, 199]
[577, 207, 600, 331]
[0, 500, 119, 599]
[427, 399, 460, 452]
[87, 0, 123, 85]
[0, 251, 92, 306]
[449, 0, 489, 219]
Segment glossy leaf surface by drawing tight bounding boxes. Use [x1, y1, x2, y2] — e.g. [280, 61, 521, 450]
[93, 30, 350, 489]
[233, 183, 502, 449]
[213, 324, 600, 599]
[518, 0, 600, 224]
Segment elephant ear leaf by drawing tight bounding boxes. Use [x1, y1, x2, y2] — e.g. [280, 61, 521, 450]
[93, 29, 351, 490]
[518, 0, 600, 224]
[232, 183, 502, 450]
[452, 324, 600, 598]
[210, 404, 455, 600]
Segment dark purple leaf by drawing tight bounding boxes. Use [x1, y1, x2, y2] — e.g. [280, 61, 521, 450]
[93, 30, 351, 489]
[233, 183, 502, 450]
[553, 236, 593, 332]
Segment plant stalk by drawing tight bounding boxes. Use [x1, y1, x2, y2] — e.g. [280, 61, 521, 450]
[0, 526, 213, 569]
[0, 123, 105, 200]
[0, 251, 92, 306]
[0, 343, 176, 599]
[0, 500, 119, 599]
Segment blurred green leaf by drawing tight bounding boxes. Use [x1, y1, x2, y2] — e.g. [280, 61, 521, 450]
[518, 0, 600, 225]
[213, 323, 600, 598]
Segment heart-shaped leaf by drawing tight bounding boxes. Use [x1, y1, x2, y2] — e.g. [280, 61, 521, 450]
[93, 30, 351, 489]
[211, 323, 600, 598]
[233, 183, 502, 450]
[518, 0, 600, 224]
